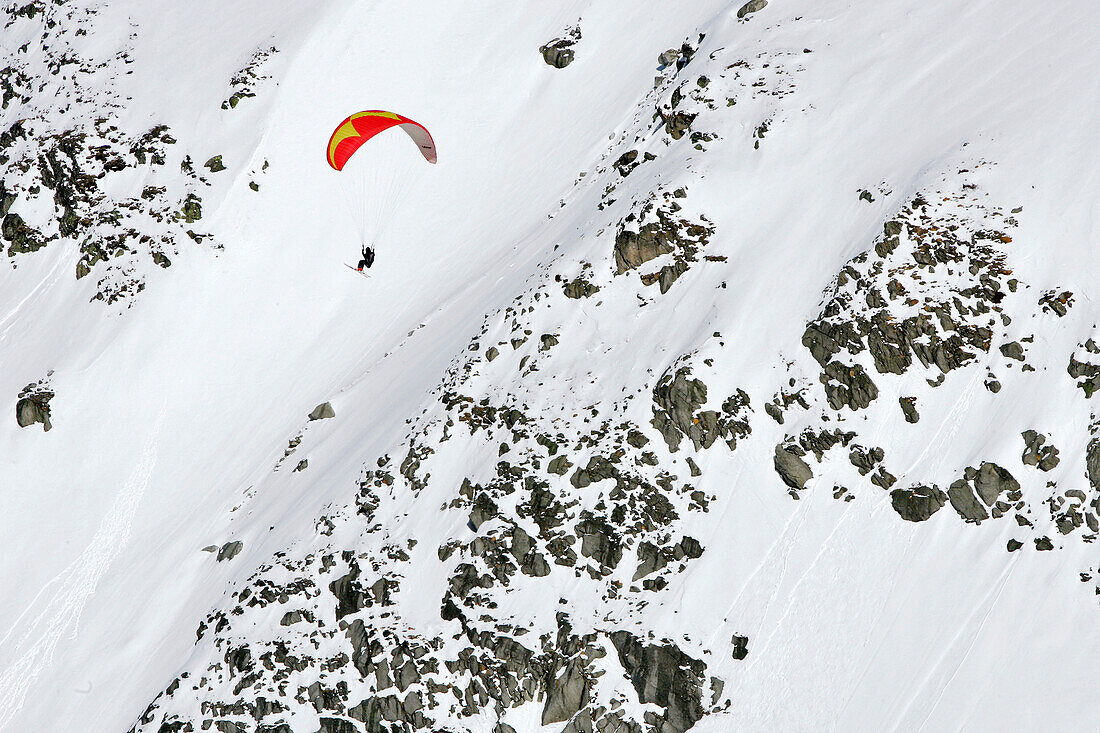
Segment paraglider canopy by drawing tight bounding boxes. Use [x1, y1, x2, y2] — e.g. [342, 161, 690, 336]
[326, 110, 437, 171]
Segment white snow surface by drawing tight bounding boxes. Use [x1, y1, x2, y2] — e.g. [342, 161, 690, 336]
[1, 0, 1100, 731]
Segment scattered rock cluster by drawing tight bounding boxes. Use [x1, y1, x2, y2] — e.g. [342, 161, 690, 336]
[222, 46, 278, 109]
[15, 378, 53, 432]
[1, 1, 217, 302]
[540, 26, 581, 69]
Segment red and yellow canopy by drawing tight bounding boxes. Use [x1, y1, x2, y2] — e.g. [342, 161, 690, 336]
[326, 110, 437, 171]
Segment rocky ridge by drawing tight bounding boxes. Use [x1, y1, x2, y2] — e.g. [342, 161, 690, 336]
[116, 7, 1100, 733]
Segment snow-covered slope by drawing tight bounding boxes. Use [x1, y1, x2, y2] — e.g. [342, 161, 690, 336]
[3, 1, 1100, 731]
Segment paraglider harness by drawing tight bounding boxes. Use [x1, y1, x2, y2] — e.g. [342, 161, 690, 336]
[357, 245, 375, 271]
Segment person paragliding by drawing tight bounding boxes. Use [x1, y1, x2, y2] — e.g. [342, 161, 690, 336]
[356, 244, 375, 271]
[326, 110, 436, 275]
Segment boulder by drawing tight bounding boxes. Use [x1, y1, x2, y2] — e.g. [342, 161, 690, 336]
[547, 455, 572, 475]
[736, 0, 768, 18]
[542, 659, 589, 724]
[614, 222, 674, 273]
[610, 631, 706, 733]
[890, 485, 946, 522]
[309, 402, 335, 420]
[563, 277, 599, 299]
[947, 479, 988, 523]
[973, 462, 1019, 506]
[2, 212, 44, 254]
[898, 396, 919, 423]
[540, 40, 576, 68]
[658, 49, 681, 68]
[16, 395, 52, 431]
[999, 341, 1025, 361]
[575, 516, 622, 571]
[823, 361, 879, 410]
[1021, 430, 1060, 471]
[315, 719, 358, 733]
[632, 542, 667, 581]
[731, 635, 749, 661]
[1088, 437, 1100, 491]
[773, 445, 813, 490]
[217, 541, 243, 562]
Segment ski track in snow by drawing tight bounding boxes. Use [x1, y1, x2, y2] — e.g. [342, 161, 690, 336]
[0, 403, 165, 731]
[0, 246, 69, 346]
[908, 559, 1017, 733]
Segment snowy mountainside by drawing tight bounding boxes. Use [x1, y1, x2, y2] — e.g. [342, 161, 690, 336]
[3, 1, 1100, 732]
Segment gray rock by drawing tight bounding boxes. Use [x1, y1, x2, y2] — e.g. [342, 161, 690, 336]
[2, 212, 45, 254]
[899, 396, 919, 423]
[521, 551, 551, 577]
[180, 193, 202, 223]
[563, 277, 599, 299]
[736, 0, 768, 18]
[658, 49, 681, 68]
[947, 479, 988, 523]
[999, 341, 1025, 361]
[686, 456, 701, 477]
[0, 182, 14, 219]
[632, 542, 668, 581]
[1034, 536, 1053, 551]
[547, 455, 572, 475]
[215, 721, 247, 733]
[395, 660, 419, 691]
[871, 467, 897, 490]
[315, 718, 358, 733]
[848, 445, 883, 475]
[204, 155, 226, 172]
[309, 401, 335, 420]
[575, 516, 622, 571]
[542, 659, 589, 724]
[217, 541, 243, 562]
[614, 150, 639, 176]
[16, 395, 52, 431]
[614, 223, 674, 273]
[823, 361, 879, 410]
[650, 368, 747, 454]
[773, 445, 813, 490]
[650, 367, 706, 452]
[402, 691, 422, 715]
[486, 346, 499, 361]
[973, 462, 1019, 506]
[1021, 430, 1060, 471]
[1088, 437, 1100, 491]
[890, 485, 946, 522]
[1006, 539, 1023, 552]
[610, 631, 706, 733]
[656, 109, 696, 140]
[330, 561, 368, 619]
[540, 40, 576, 68]
[678, 536, 703, 559]
[731, 635, 749, 661]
